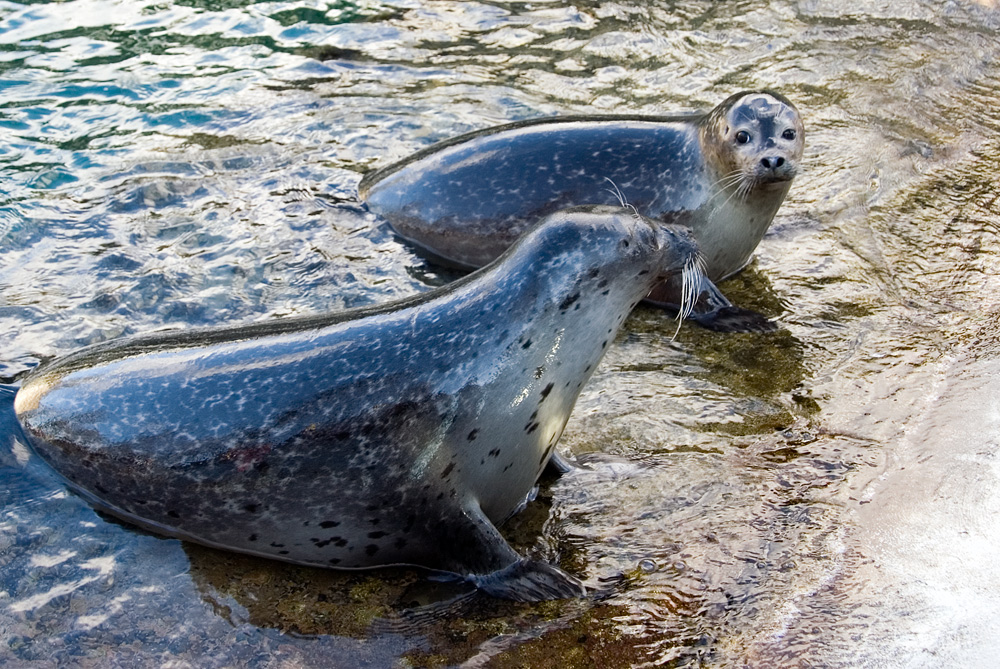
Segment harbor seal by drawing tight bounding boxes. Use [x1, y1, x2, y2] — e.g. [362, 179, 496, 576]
[14, 205, 703, 602]
[359, 90, 804, 331]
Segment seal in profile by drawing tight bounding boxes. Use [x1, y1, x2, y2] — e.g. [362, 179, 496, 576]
[14, 205, 703, 602]
[359, 90, 804, 331]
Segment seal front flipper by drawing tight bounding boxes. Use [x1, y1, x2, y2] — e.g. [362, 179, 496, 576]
[646, 271, 777, 333]
[542, 450, 581, 477]
[691, 305, 777, 333]
[688, 275, 777, 333]
[440, 500, 585, 601]
[472, 557, 586, 602]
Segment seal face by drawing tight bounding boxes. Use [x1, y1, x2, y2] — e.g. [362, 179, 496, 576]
[14, 206, 702, 601]
[359, 90, 804, 325]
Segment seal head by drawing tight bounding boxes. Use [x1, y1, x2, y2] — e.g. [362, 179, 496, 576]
[701, 90, 804, 196]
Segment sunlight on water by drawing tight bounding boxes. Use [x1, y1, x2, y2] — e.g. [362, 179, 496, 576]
[1, 0, 1000, 666]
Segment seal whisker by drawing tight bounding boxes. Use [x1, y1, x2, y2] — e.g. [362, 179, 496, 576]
[671, 254, 703, 341]
[707, 171, 744, 195]
[704, 171, 747, 206]
[603, 177, 641, 221]
[711, 177, 749, 212]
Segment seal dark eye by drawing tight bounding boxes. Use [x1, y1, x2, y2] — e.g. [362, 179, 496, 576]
[735, 130, 751, 144]
[782, 129, 796, 140]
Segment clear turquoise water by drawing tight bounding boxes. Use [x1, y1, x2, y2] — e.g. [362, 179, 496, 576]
[3, 0, 1000, 666]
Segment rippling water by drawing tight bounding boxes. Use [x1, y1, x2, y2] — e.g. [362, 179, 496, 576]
[2, 0, 1000, 666]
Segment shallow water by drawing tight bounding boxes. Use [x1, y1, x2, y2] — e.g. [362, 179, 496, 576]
[2, 0, 1000, 666]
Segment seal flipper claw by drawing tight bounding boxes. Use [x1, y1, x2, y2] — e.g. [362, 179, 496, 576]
[543, 450, 580, 477]
[471, 558, 586, 602]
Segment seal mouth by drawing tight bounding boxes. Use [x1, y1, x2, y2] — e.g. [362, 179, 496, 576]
[756, 166, 798, 186]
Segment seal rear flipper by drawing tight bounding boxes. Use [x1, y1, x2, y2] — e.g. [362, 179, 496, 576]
[471, 557, 586, 601]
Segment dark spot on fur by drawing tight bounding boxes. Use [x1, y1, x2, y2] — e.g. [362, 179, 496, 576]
[468, 429, 479, 441]
[244, 504, 259, 513]
[329, 558, 341, 565]
[559, 292, 581, 311]
[540, 382, 554, 400]
[521, 339, 532, 349]
[335, 538, 348, 547]
[370, 518, 381, 526]
[441, 462, 455, 479]
[278, 550, 289, 555]
[270, 542, 285, 548]
[368, 531, 388, 539]
[248, 534, 258, 542]
[320, 520, 340, 529]
[535, 365, 545, 378]
[167, 510, 180, 519]
[95, 484, 108, 494]
[539, 444, 555, 465]
[602, 340, 608, 349]
[525, 422, 540, 434]
[601, 289, 610, 296]
[638, 269, 650, 276]
[597, 278, 609, 288]
[589, 268, 600, 278]
[489, 448, 501, 458]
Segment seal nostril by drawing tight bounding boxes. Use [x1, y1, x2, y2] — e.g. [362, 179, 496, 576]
[761, 156, 785, 170]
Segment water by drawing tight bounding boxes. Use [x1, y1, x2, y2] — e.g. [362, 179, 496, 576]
[2, 0, 1000, 666]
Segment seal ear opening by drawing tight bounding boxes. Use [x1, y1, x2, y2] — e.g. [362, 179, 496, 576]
[471, 557, 586, 601]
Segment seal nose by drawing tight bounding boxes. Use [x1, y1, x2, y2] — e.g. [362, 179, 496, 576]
[761, 156, 785, 170]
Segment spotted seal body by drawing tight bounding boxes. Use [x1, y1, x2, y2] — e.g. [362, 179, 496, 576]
[14, 206, 701, 601]
[359, 91, 804, 328]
